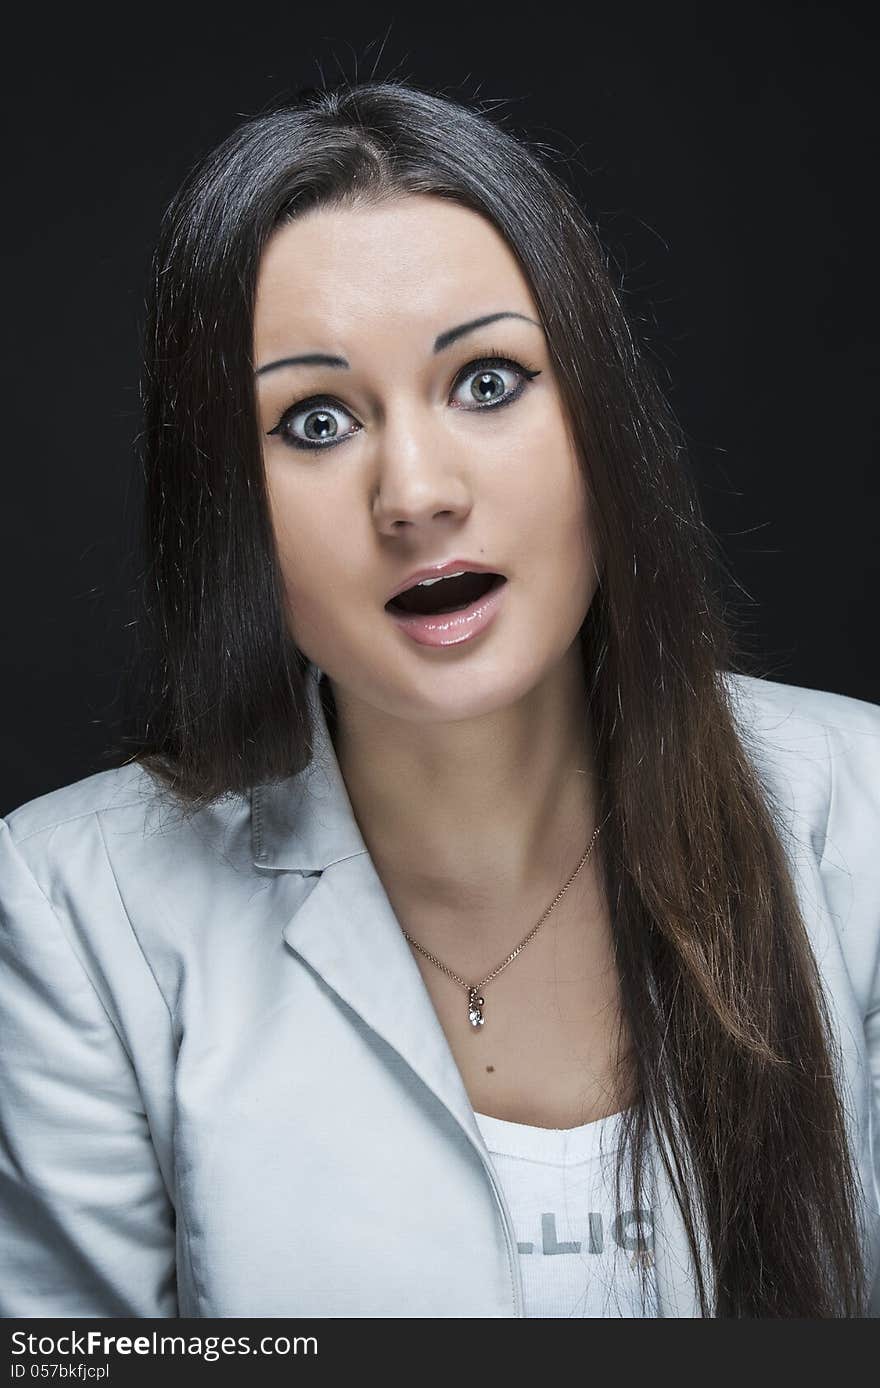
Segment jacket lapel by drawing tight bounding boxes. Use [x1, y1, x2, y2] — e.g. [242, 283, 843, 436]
[251, 661, 710, 1317]
[251, 664, 491, 1144]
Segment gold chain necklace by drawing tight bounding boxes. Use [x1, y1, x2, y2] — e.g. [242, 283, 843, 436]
[400, 821, 602, 1029]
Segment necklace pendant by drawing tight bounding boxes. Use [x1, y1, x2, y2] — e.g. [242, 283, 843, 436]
[467, 987, 485, 1028]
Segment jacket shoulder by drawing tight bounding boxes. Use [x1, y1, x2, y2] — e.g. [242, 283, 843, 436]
[722, 670, 880, 739]
[721, 671, 880, 862]
[3, 760, 172, 846]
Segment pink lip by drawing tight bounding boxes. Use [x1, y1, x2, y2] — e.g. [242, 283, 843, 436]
[385, 557, 503, 604]
[386, 576, 508, 648]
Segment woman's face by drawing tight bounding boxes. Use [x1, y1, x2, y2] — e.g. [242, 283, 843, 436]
[254, 193, 601, 724]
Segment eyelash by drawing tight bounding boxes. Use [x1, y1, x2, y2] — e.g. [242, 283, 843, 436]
[265, 351, 542, 453]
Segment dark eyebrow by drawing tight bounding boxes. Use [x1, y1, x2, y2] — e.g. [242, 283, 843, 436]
[432, 311, 541, 353]
[254, 311, 542, 377]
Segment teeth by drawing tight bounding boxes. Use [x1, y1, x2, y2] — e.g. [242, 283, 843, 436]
[416, 571, 467, 587]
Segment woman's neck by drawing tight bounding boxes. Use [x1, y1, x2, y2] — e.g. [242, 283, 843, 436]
[325, 647, 601, 927]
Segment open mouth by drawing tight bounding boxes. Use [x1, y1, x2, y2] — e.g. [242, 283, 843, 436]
[385, 571, 506, 617]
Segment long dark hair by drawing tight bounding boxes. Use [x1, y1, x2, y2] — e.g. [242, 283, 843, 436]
[110, 78, 870, 1315]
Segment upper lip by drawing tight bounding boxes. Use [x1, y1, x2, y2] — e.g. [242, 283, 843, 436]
[385, 558, 506, 605]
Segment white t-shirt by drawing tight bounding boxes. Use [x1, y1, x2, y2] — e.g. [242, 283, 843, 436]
[473, 1106, 658, 1317]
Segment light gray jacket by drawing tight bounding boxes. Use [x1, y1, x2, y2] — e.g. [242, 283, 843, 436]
[2, 665, 879, 1317]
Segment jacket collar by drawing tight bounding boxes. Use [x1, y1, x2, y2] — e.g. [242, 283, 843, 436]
[250, 662, 366, 872]
[250, 660, 491, 1170]
[249, 660, 711, 1317]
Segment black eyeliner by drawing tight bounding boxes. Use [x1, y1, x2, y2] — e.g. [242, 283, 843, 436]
[266, 351, 541, 451]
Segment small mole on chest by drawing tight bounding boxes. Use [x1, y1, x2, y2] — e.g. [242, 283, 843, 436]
[485, 1065, 495, 1073]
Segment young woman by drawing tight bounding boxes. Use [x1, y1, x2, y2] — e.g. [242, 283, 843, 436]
[1, 78, 878, 1318]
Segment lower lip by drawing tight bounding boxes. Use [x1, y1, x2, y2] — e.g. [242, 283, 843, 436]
[386, 577, 508, 648]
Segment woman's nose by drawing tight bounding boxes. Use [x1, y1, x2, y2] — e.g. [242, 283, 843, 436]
[370, 405, 473, 534]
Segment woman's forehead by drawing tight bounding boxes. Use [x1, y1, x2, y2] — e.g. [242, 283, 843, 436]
[253, 195, 537, 353]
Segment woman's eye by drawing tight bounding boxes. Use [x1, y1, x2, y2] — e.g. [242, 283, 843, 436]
[266, 399, 359, 452]
[450, 355, 540, 411]
[266, 353, 541, 452]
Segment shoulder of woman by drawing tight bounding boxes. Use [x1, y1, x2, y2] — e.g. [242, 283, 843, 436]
[721, 671, 880, 821]
[722, 669, 880, 742]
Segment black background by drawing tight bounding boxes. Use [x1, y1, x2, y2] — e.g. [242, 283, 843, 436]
[3, 2, 877, 816]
